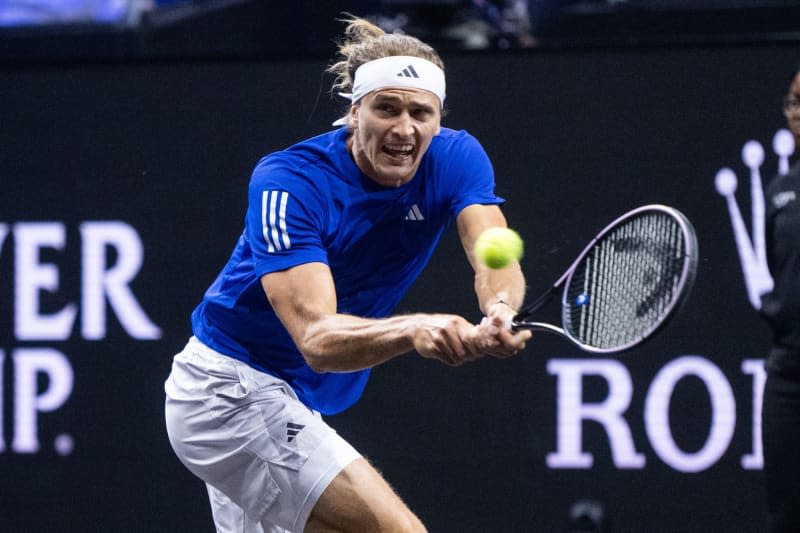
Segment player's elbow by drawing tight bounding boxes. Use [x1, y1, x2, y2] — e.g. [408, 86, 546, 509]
[298, 331, 335, 373]
[301, 347, 331, 372]
[300, 336, 360, 373]
[284, 315, 334, 372]
[298, 317, 370, 373]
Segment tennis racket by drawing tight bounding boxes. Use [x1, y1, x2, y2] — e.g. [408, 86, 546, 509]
[511, 204, 698, 354]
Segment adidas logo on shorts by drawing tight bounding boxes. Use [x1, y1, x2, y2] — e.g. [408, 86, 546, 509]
[286, 422, 305, 442]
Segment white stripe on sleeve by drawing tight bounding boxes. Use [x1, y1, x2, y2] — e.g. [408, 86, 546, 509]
[262, 190, 291, 253]
[261, 191, 275, 253]
[278, 191, 291, 249]
[269, 191, 281, 251]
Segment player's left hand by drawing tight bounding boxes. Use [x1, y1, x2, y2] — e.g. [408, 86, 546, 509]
[472, 303, 531, 359]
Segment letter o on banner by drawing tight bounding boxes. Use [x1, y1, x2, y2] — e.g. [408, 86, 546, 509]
[644, 356, 736, 473]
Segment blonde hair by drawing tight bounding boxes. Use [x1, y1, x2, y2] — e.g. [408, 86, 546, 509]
[327, 14, 445, 95]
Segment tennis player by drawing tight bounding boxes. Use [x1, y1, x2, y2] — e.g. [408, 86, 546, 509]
[761, 64, 800, 533]
[164, 15, 531, 533]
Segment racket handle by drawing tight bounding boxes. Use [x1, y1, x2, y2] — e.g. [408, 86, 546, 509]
[510, 321, 566, 337]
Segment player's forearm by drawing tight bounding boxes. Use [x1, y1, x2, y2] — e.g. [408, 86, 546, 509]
[300, 313, 423, 372]
[475, 262, 526, 314]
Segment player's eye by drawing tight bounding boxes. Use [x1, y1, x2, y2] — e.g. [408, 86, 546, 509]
[413, 109, 433, 120]
[375, 102, 396, 114]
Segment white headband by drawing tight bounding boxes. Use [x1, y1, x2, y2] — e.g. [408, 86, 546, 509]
[332, 55, 446, 126]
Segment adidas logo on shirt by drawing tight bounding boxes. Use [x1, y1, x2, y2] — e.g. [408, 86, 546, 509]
[404, 204, 425, 221]
[396, 65, 420, 78]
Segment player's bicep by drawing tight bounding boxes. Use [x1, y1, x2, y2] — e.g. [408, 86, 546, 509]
[260, 262, 337, 351]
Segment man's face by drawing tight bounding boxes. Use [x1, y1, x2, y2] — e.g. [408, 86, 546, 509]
[785, 72, 800, 149]
[348, 88, 441, 188]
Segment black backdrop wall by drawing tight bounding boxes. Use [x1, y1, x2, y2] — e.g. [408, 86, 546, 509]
[1, 41, 799, 532]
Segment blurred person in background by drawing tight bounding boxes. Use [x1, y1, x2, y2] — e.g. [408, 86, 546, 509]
[0, 0, 192, 27]
[760, 63, 800, 533]
[0, 0, 139, 25]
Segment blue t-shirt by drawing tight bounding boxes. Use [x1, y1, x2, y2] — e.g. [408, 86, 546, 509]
[191, 126, 503, 414]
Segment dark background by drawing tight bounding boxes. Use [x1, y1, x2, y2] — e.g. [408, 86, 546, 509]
[1, 2, 799, 531]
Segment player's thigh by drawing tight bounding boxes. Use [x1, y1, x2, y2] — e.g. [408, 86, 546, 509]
[304, 457, 426, 533]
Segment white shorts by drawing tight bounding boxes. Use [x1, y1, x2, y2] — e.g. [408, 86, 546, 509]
[164, 337, 361, 532]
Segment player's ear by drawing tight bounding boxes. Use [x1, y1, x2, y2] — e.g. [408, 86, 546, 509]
[348, 104, 359, 128]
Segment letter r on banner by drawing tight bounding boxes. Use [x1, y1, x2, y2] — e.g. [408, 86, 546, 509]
[547, 359, 646, 469]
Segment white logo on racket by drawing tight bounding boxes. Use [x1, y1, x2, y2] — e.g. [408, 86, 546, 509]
[714, 129, 795, 309]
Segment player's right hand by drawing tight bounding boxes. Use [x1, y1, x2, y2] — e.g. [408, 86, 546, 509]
[472, 314, 531, 359]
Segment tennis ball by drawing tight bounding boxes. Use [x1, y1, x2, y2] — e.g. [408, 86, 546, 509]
[474, 227, 523, 269]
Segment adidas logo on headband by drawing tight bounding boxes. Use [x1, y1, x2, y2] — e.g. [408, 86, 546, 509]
[397, 65, 420, 78]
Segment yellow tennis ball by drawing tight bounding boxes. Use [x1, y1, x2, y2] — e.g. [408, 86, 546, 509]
[474, 227, 524, 269]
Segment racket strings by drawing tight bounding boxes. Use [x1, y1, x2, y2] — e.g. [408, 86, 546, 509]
[564, 213, 687, 349]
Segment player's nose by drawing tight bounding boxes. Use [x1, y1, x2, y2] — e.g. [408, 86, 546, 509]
[391, 111, 414, 137]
